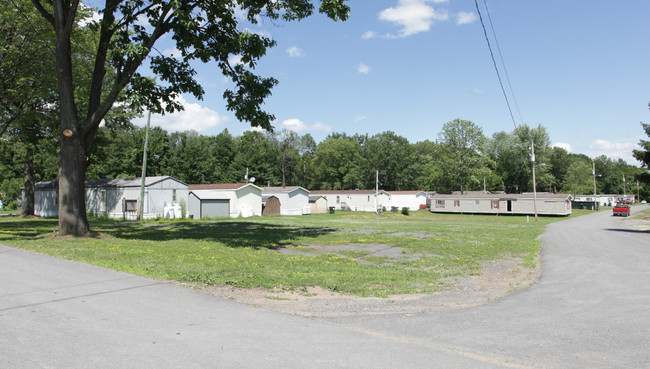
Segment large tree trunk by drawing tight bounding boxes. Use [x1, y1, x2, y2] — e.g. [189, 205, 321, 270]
[21, 156, 35, 217]
[57, 135, 89, 235]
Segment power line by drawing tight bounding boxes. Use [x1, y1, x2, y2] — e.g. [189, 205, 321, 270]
[473, 0, 517, 130]
[482, 0, 524, 126]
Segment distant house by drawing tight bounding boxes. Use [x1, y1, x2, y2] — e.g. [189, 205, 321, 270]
[31, 176, 189, 219]
[261, 186, 311, 215]
[188, 183, 262, 219]
[309, 195, 328, 214]
[310, 190, 391, 212]
[429, 193, 573, 216]
[573, 194, 618, 207]
[388, 191, 428, 211]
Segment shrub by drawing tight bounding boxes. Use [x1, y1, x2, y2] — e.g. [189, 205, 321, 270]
[401, 207, 410, 216]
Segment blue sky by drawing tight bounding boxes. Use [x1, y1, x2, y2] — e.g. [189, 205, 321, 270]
[131, 0, 650, 165]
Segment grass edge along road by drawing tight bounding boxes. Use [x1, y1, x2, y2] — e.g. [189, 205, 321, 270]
[0, 210, 592, 297]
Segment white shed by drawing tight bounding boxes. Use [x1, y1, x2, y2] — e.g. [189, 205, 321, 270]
[388, 191, 428, 211]
[262, 186, 311, 215]
[188, 183, 262, 219]
[309, 195, 328, 214]
[310, 190, 391, 212]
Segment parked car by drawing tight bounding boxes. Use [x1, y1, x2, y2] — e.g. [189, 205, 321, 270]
[612, 203, 631, 217]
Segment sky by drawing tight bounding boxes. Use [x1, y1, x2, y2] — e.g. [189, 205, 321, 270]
[129, 0, 650, 165]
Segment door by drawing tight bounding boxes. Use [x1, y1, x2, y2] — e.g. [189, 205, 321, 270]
[201, 199, 230, 218]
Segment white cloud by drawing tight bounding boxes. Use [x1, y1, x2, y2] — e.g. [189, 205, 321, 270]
[354, 115, 367, 122]
[553, 142, 573, 152]
[357, 63, 371, 75]
[590, 139, 636, 151]
[163, 48, 182, 58]
[362, 31, 378, 39]
[588, 139, 639, 165]
[282, 118, 308, 132]
[312, 122, 332, 131]
[228, 54, 243, 65]
[286, 46, 305, 58]
[456, 11, 477, 25]
[134, 96, 228, 133]
[379, 0, 449, 38]
[473, 88, 484, 94]
[281, 119, 332, 133]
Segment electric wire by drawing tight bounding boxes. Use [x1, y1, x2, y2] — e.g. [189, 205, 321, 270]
[473, 0, 517, 130]
[482, 0, 524, 126]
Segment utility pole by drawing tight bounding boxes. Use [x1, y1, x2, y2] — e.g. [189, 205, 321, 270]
[138, 110, 151, 221]
[375, 170, 380, 214]
[531, 142, 538, 222]
[623, 174, 627, 202]
[592, 159, 598, 211]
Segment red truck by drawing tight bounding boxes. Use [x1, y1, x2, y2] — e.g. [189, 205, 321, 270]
[613, 203, 631, 217]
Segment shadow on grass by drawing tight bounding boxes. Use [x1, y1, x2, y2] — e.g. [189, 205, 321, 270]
[98, 221, 339, 249]
[0, 219, 59, 241]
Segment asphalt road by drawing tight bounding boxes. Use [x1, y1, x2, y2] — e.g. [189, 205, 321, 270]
[1, 206, 649, 368]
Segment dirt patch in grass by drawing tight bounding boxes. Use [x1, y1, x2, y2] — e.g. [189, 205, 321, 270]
[191, 254, 541, 317]
[276, 243, 424, 265]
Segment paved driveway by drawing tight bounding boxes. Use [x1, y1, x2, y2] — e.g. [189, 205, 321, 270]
[1, 206, 649, 368]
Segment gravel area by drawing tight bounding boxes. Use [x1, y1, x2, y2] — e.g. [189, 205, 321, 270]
[188, 255, 540, 317]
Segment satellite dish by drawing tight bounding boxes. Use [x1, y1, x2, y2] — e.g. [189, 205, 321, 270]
[249, 177, 256, 183]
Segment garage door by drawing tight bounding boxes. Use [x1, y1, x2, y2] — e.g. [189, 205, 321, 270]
[201, 199, 230, 218]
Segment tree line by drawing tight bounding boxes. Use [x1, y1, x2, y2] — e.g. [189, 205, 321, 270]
[3, 118, 648, 212]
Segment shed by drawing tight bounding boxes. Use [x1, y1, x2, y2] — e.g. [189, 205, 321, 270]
[309, 195, 328, 214]
[309, 190, 391, 212]
[188, 183, 262, 219]
[262, 195, 281, 216]
[261, 186, 311, 215]
[429, 193, 573, 216]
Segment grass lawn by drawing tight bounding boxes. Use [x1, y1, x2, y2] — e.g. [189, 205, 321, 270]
[0, 210, 590, 297]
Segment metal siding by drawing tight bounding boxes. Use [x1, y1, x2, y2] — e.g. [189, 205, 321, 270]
[201, 199, 230, 218]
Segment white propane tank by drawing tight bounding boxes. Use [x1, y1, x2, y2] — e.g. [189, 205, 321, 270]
[163, 203, 172, 219]
[172, 203, 182, 219]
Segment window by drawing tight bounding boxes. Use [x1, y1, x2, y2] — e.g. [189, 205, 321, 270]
[436, 199, 445, 208]
[491, 200, 499, 209]
[336, 196, 340, 204]
[368, 196, 370, 202]
[454, 200, 460, 207]
[173, 189, 177, 202]
[124, 199, 138, 212]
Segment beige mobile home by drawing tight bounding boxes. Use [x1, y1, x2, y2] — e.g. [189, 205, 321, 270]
[188, 183, 262, 219]
[429, 193, 573, 216]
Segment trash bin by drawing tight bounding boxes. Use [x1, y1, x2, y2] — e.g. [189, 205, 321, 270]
[329, 207, 335, 214]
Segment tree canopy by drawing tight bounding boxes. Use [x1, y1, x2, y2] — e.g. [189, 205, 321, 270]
[27, 0, 349, 235]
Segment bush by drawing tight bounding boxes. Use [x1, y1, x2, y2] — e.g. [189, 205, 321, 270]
[401, 207, 410, 216]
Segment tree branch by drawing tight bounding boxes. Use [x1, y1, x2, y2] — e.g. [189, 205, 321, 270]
[29, 0, 54, 26]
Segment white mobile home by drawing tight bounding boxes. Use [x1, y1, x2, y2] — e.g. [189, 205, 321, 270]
[573, 194, 619, 207]
[261, 186, 311, 215]
[388, 191, 428, 211]
[32, 181, 59, 217]
[310, 190, 391, 212]
[85, 176, 188, 219]
[429, 193, 573, 216]
[188, 183, 262, 219]
[32, 176, 189, 219]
